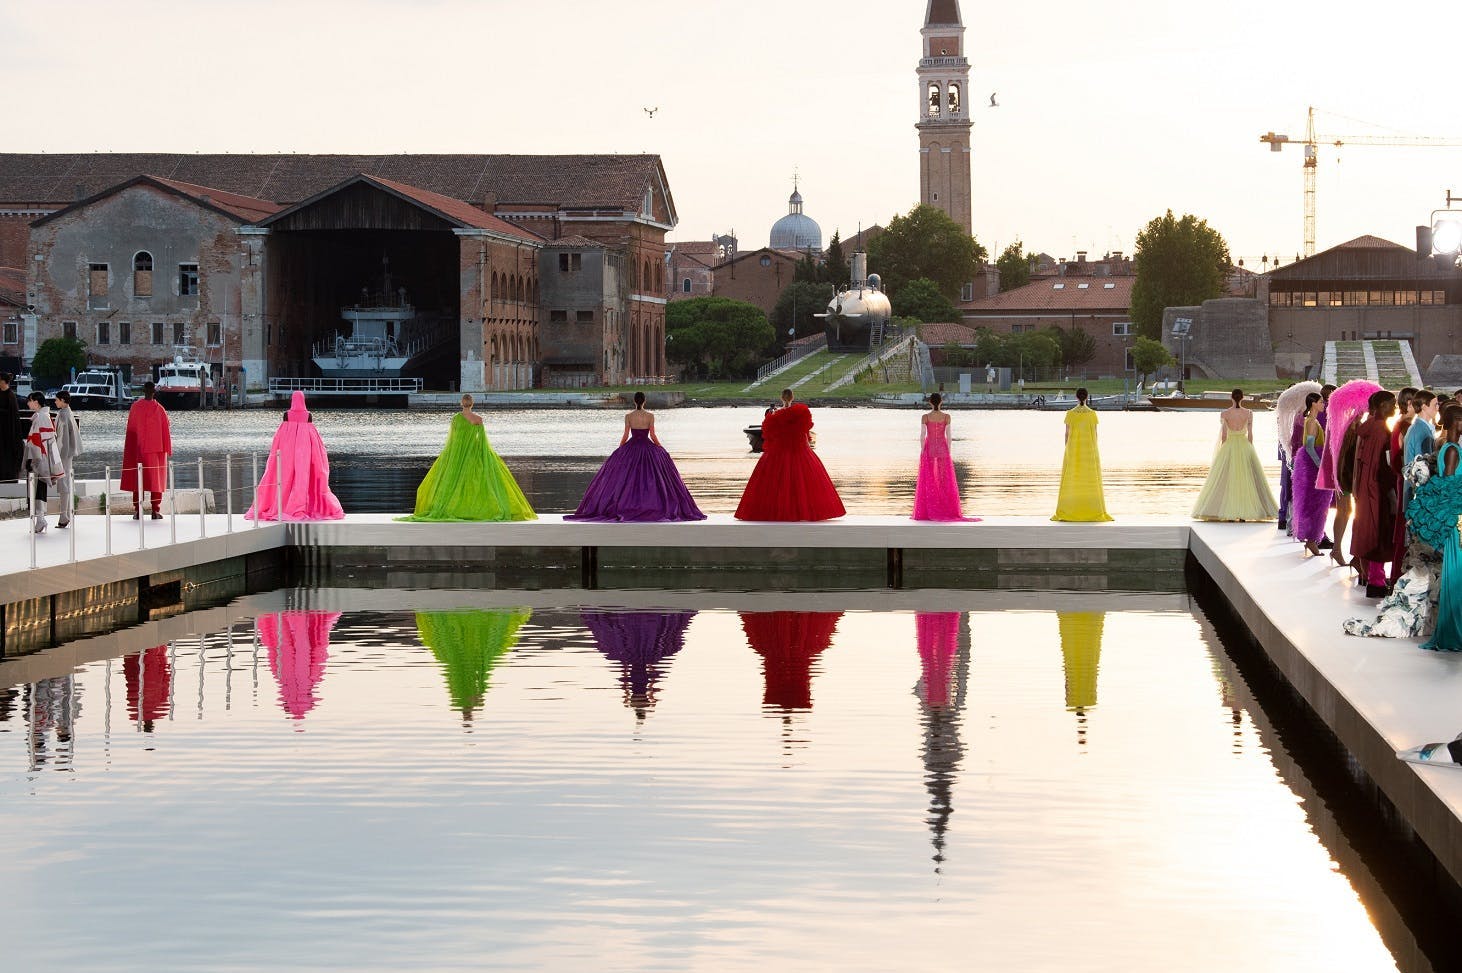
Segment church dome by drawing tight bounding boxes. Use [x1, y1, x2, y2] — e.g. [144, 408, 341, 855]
[770, 184, 822, 251]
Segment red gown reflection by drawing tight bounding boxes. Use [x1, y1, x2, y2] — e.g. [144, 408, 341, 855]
[741, 611, 843, 710]
[123, 645, 171, 731]
[257, 611, 343, 721]
[734, 403, 846, 521]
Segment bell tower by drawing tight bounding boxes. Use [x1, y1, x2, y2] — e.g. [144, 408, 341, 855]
[917, 0, 972, 234]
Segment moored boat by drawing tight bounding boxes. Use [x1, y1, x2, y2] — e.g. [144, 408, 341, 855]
[1147, 392, 1272, 412]
[155, 349, 216, 410]
[60, 366, 132, 409]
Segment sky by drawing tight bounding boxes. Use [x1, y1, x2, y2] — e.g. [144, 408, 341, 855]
[5, 0, 1462, 266]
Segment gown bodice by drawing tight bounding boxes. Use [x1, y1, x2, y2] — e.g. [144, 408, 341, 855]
[628, 426, 651, 441]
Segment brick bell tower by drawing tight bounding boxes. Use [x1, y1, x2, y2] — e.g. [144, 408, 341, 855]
[917, 0, 972, 235]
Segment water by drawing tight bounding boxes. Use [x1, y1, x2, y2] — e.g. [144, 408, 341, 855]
[0, 588, 1445, 972]
[64, 406, 1278, 515]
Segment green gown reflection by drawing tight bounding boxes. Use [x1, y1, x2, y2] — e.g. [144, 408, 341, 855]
[399, 412, 537, 522]
[416, 609, 532, 718]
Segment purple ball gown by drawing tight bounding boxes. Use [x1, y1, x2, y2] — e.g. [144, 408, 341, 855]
[567, 427, 706, 522]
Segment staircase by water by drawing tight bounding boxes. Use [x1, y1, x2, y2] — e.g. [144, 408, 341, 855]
[1321, 340, 1422, 387]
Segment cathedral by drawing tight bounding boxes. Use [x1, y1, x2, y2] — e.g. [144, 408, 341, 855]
[917, 0, 973, 234]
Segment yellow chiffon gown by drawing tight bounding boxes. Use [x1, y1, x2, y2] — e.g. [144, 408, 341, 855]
[1052, 405, 1114, 522]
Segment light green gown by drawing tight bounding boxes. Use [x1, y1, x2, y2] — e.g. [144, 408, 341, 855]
[399, 413, 537, 522]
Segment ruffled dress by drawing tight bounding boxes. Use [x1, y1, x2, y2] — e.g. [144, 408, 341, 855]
[1412, 443, 1462, 651]
[1346, 453, 1441, 639]
[567, 427, 705, 522]
[735, 403, 845, 521]
[399, 413, 536, 522]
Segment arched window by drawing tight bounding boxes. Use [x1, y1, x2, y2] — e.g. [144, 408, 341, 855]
[642, 259, 652, 293]
[682, 277, 692, 293]
[133, 251, 154, 297]
[654, 261, 663, 292]
[927, 82, 942, 117]
[490, 271, 499, 302]
[947, 83, 961, 114]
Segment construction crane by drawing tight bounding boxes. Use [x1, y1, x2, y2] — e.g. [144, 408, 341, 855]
[1259, 106, 1462, 257]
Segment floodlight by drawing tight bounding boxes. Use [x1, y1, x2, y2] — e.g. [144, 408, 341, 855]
[1432, 211, 1462, 256]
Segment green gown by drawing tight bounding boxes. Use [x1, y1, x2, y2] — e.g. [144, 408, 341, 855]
[399, 413, 537, 522]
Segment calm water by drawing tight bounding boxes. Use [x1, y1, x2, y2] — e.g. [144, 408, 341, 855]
[0, 588, 1440, 972]
[64, 406, 1280, 515]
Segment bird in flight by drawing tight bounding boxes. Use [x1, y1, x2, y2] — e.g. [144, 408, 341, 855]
[989, 92, 999, 107]
[644, 107, 659, 118]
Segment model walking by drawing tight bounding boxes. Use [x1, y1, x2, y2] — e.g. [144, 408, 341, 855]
[913, 392, 977, 522]
[567, 391, 705, 522]
[1351, 390, 1399, 597]
[1052, 388, 1113, 522]
[121, 381, 172, 519]
[735, 389, 845, 521]
[1316, 380, 1380, 567]
[1190, 389, 1279, 522]
[1291, 393, 1334, 556]
[400, 394, 536, 522]
[247, 391, 345, 522]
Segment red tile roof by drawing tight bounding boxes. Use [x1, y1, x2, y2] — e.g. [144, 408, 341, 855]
[1333, 234, 1408, 250]
[148, 176, 281, 221]
[358, 174, 541, 241]
[541, 234, 606, 249]
[918, 321, 978, 345]
[962, 275, 1133, 312]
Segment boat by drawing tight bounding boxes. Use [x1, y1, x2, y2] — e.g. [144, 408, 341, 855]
[311, 259, 429, 379]
[155, 348, 216, 410]
[60, 366, 132, 409]
[1147, 392, 1272, 412]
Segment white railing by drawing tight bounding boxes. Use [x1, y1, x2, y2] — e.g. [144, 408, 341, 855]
[268, 377, 422, 395]
[750, 334, 828, 386]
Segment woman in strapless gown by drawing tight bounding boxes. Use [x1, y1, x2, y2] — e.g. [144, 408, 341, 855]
[567, 392, 705, 522]
[913, 393, 977, 521]
[1191, 389, 1279, 522]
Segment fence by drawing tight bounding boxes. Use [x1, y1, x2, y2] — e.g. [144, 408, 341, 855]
[752, 335, 827, 384]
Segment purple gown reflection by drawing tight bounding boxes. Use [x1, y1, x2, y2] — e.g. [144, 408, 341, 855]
[582, 610, 695, 716]
[257, 611, 342, 721]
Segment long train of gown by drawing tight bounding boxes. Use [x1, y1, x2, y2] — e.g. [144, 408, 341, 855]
[1291, 442, 1333, 544]
[913, 421, 978, 522]
[1191, 433, 1279, 521]
[246, 395, 345, 521]
[567, 427, 705, 522]
[398, 413, 536, 522]
[1052, 406, 1112, 522]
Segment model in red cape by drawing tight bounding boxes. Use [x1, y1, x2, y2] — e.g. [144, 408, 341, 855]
[121, 381, 172, 519]
[247, 391, 345, 521]
[734, 389, 845, 521]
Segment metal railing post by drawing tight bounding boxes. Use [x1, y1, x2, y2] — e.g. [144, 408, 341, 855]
[225, 453, 233, 534]
[68, 477, 76, 563]
[104, 465, 112, 555]
[169, 458, 177, 545]
[27, 471, 37, 569]
[137, 463, 145, 550]
[251, 451, 259, 528]
[275, 449, 283, 523]
[198, 457, 206, 538]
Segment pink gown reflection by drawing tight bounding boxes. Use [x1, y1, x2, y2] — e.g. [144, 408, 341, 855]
[257, 611, 342, 720]
[246, 391, 345, 521]
[915, 611, 960, 707]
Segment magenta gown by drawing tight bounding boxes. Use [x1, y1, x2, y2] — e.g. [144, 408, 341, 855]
[913, 419, 978, 522]
[247, 391, 345, 521]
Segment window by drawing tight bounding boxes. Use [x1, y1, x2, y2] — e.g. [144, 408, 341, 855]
[1052, 283, 1065, 290]
[576, 310, 594, 323]
[947, 82, 961, 114]
[3, 320, 16, 344]
[119, 321, 131, 345]
[207, 322, 221, 347]
[927, 81, 941, 117]
[558, 252, 582, 273]
[178, 263, 199, 297]
[133, 251, 153, 297]
[88, 263, 108, 308]
[1104, 282, 1116, 289]
[63, 321, 77, 340]
[151, 321, 165, 345]
[682, 277, 692, 293]
[97, 321, 110, 345]
[550, 310, 568, 323]
[1113, 322, 1132, 336]
[1125, 348, 1136, 371]
[173, 322, 185, 345]
[961, 282, 973, 302]
[759, 255, 772, 267]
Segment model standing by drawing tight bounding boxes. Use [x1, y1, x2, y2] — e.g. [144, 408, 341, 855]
[1416, 406, 1462, 652]
[1190, 389, 1279, 522]
[1351, 390, 1398, 598]
[1051, 388, 1112, 522]
[913, 392, 977, 522]
[567, 392, 705, 522]
[400, 393, 536, 522]
[735, 389, 845, 521]
[52, 390, 80, 529]
[0, 372, 21, 482]
[246, 391, 345, 522]
[22, 392, 63, 533]
[121, 382, 172, 520]
[1274, 380, 1320, 534]
[1316, 380, 1380, 566]
[1291, 393, 1334, 556]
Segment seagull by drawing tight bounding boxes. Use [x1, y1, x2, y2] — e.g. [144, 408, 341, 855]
[643, 107, 659, 118]
[989, 92, 999, 107]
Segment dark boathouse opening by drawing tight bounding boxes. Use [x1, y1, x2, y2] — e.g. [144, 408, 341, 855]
[260, 176, 464, 389]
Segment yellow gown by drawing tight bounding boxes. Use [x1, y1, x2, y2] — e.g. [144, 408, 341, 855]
[1052, 405, 1113, 522]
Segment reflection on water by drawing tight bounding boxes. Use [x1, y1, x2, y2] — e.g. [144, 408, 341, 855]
[0, 594, 1446, 972]
[64, 407, 1276, 516]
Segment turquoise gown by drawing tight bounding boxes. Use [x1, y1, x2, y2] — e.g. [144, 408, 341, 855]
[1411, 442, 1462, 651]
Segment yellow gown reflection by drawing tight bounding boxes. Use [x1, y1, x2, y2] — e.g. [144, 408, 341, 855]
[1052, 405, 1114, 522]
[1057, 611, 1104, 711]
[416, 609, 531, 721]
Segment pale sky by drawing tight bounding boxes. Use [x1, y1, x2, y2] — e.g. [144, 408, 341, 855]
[6, 0, 1461, 266]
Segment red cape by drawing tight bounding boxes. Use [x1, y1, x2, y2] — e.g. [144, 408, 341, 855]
[121, 398, 172, 492]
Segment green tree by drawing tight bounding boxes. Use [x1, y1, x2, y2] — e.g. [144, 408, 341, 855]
[824, 231, 850, 287]
[30, 336, 87, 385]
[771, 280, 834, 342]
[1131, 335, 1174, 385]
[892, 277, 959, 323]
[996, 241, 1031, 291]
[666, 297, 776, 380]
[1046, 325, 1096, 371]
[867, 204, 987, 298]
[1129, 210, 1231, 339]
[793, 249, 823, 284]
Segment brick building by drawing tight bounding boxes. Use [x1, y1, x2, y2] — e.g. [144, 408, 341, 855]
[0, 265, 27, 373]
[711, 247, 799, 317]
[961, 275, 1137, 377]
[0, 152, 677, 390]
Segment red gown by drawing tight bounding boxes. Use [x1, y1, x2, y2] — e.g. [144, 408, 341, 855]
[1350, 416, 1394, 563]
[734, 403, 845, 521]
[121, 398, 172, 493]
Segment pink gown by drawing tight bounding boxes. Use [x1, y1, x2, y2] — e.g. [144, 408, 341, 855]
[246, 391, 345, 521]
[913, 418, 978, 522]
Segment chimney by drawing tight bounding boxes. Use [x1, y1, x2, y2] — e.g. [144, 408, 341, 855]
[1076, 250, 1087, 264]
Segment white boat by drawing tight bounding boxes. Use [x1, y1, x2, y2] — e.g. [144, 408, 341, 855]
[312, 263, 426, 378]
[61, 367, 132, 409]
[155, 349, 216, 410]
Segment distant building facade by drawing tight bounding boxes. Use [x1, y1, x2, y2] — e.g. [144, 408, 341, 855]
[961, 275, 1137, 377]
[712, 247, 800, 318]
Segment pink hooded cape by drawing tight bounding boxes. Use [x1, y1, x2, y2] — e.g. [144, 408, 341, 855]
[257, 610, 342, 720]
[246, 392, 345, 521]
[121, 398, 172, 492]
[1316, 380, 1381, 491]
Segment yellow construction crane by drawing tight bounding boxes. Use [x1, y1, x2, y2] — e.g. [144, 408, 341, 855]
[1260, 106, 1462, 257]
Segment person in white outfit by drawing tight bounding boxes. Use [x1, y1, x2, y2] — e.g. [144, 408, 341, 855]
[22, 392, 63, 534]
[52, 390, 80, 528]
